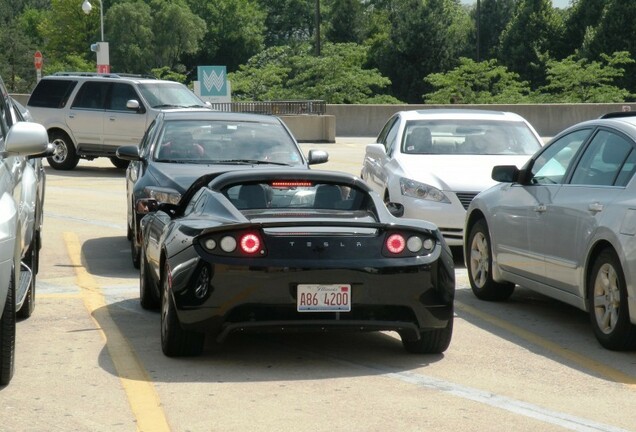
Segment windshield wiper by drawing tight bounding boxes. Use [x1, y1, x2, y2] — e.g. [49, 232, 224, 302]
[152, 104, 186, 109]
[214, 159, 291, 166]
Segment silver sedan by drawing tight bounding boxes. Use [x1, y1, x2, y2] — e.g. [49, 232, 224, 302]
[464, 112, 636, 350]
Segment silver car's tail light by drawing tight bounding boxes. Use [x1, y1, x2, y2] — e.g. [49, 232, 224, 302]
[203, 239, 217, 250]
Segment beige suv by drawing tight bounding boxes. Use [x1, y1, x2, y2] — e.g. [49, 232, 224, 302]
[27, 72, 209, 170]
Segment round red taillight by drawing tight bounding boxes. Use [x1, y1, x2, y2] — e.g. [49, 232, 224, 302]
[386, 234, 406, 254]
[240, 233, 261, 254]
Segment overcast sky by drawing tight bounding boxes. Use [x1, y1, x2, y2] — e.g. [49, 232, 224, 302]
[461, 0, 571, 8]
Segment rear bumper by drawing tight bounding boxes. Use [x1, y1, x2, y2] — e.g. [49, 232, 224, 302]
[169, 250, 455, 340]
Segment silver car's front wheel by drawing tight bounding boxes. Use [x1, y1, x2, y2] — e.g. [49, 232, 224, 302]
[588, 249, 636, 350]
[466, 219, 514, 301]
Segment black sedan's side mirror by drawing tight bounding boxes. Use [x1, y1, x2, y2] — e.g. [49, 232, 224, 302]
[307, 149, 329, 165]
[117, 145, 142, 162]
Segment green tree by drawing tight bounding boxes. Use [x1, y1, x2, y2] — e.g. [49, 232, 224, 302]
[0, 21, 36, 92]
[537, 51, 633, 102]
[229, 43, 399, 103]
[424, 57, 533, 103]
[473, 0, 518, 60]
[584, 0, 636, 93]
[39, 0, 97, 64]
[498, 0, 564, 88]
[186, 0, 265, 72]
[256, 0, 314, 46]
[152, 0, 206, 70]
[105, 1, 154, 73]
[561, 0, 605, 56]
[369, 0, 472, 103]
[324, 0, 364, 44]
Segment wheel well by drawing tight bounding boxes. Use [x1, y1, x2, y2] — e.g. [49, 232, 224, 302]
[464, 210, 485, 255]
[585, 241, 615, 300]
[48, 127, 74, 144]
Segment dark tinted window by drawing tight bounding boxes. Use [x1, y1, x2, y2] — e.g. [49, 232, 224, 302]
[570, 130, 633, 186]
[108, 83, 139, 111]
[71, 81, 109, 109]
[28, 79, 77, 108]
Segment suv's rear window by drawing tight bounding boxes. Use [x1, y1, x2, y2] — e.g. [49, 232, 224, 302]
[28, 79, 77, 108]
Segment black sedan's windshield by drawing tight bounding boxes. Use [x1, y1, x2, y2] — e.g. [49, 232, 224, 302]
[153, 120, 304, 166]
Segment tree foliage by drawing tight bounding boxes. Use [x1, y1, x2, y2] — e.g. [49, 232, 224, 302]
[4, 0, 636, 102]
[229, 43, 399, 103]
[424, 57, 533, 104]
[537, 51, 633, 102]
[498, 0, 564, 88]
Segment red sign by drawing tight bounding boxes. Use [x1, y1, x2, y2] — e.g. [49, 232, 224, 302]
[97, 64, 110, 74]
[34, 51, 43, 70]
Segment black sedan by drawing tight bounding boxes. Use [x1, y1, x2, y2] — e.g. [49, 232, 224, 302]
[136, 168, 455, 357]
[116, 109, 329, 268]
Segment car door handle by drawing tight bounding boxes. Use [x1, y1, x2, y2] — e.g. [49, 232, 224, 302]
[109, 117, 116, 121]
[588, 202, 604, 213]
[534, 204, 547, 213]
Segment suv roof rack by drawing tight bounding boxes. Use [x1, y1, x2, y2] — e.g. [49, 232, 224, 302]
[52, 72, 156, 79]
[599, 111, 636, 119]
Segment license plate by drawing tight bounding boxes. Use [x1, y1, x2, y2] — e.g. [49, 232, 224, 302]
[297, 284, 351, 312]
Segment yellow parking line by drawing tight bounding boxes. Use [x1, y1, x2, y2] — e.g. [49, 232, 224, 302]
[63, 232, 171, 432]
[456, 301, 636, 387]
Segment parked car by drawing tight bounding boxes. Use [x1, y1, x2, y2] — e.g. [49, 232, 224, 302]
[464, 112, 636, 351]
[26, 72, 209, 170]
[135, 168, 455, 356]
[360, 109, 543, 247]
[0, 77, 50, 386]
[116, 110, 329, 269]
[9, 97, 48, 318]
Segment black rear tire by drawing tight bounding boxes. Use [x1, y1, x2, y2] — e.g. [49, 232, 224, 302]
[47, 131, 79, 170]
[131, 224, 140, 269]
[587, 249, 636, 350]
[401, 315, 453, 354]
[161, 262, 204, 357]
[467, 219, 515, 301]
[139, 247, 160, 310]
[0, 270, 16, 386]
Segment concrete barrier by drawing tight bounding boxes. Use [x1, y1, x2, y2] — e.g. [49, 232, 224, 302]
[327, 103, 636, 138]
[12, 92, 635, 141]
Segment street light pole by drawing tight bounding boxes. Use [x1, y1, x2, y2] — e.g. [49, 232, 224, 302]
[82, 0, 110, 73]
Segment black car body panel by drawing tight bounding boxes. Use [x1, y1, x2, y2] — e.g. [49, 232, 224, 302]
[140, 169, 454, 355]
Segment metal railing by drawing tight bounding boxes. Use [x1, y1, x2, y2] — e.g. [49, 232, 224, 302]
[206, 100, 326, 115]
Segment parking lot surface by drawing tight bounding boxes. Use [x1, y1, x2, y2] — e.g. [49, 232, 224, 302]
[1, 138, 635, 432]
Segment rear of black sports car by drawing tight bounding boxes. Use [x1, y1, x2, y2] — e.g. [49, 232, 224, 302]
[166, 217, 455, 352]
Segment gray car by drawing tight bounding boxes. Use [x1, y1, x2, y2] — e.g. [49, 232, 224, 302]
[464, 112, 636, 351]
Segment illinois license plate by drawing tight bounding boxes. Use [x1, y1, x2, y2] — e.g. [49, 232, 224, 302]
[297, 284, 351, 312]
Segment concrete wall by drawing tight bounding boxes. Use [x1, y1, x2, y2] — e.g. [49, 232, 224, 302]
[13, 91, 636, 141]
[327, 103, 636, 138]
[280, 114, 335, 143]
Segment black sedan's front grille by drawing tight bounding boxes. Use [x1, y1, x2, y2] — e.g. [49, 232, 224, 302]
[455, 192, 479, 210]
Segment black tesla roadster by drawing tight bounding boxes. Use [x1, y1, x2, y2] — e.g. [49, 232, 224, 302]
[136, 168, 455, 357]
